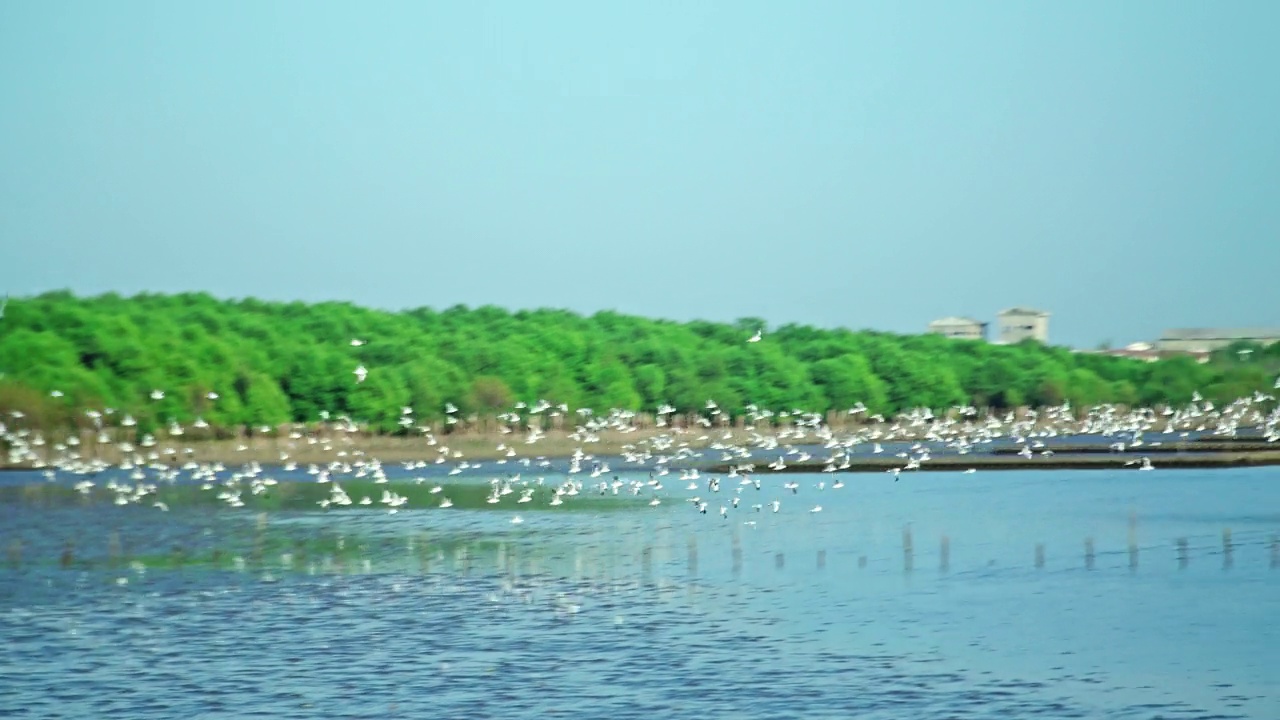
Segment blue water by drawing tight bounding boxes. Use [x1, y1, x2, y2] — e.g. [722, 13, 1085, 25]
[2, 466, 1278, 718]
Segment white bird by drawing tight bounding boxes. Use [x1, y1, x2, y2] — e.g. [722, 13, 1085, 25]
[350, 339, 365, 346]
[810, 505, 823, 513]
[748, 329, 762, 343]
[150, 389, 165, 400]
[208, 391, 219, 400]
[354, 365, 368, 383]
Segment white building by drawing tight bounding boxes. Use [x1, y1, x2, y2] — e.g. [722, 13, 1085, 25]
[997, 307, 1050, 344]
[927, 316, 988, 340]
[1157, 328, 1280, 353]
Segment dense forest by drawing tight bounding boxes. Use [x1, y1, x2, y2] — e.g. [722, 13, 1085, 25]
[0, 291, 1276, 434]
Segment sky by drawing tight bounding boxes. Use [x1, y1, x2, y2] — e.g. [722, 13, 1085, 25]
[1, 1, 1278, 348]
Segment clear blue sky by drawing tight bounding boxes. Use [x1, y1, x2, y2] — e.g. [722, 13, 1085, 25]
[2, 1, 1277, 348]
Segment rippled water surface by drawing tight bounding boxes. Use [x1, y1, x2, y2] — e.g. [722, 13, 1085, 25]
[3, 467, 1278, 718]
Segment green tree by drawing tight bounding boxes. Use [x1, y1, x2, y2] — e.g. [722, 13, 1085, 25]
[810, 354, 889, 413]
[469, 375, 514, 412]
[0, 291, 1273, 435]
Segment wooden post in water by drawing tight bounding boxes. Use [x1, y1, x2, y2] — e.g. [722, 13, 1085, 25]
[252, 512, 268, 566]
[1271, 534, 1279, 570]
[1035, 543, 1045, 569]
[687, 535, 698, 577]
[1222, 528, 1233, 570]
[817, 549, 826, 570]
[1177, 537, 1189, 569]
[903, 526, 914, 573]
[939, 535, 950, 573]
[732, 531, 742, 578]
[416, 532, 429, 574]
[6, 539, 21, 569]
[1084, 537, 1095, 570]
[858, 555, 868, 568]
[108, 531, 122, 569]
[295, 538, 309, 571]
[641, 545, 653, 584]
[775, 551, 785, 569]
[1128, 510, 1138, 571]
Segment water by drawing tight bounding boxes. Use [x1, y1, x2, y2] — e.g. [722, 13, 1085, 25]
[2, 467, 1278, 718]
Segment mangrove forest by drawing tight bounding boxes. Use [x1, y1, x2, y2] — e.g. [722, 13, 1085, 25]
[0, 291, 1276, 433]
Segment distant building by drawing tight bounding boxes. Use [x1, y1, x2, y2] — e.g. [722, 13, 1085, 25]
[1076, 343, 1212, 363]
[927, 316, 988, 340]
[1095, 342, 1161, 362]
[1157, 328, 1280, 353]
[997, 307, 1050, 344]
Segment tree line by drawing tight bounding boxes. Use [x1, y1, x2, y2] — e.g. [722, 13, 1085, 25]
[0, 291, 1275, 434]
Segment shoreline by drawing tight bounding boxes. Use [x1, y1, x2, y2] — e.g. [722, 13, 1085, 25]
[988, 441, 1279, 455]
[711, 451, 1280, 474]
[7, 449, 1280, 475]
[0, 429, 671, 471]
[3, 428, 1277, 473]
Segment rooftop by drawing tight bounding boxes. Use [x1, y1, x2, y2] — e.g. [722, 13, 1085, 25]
[1160, 328, 1280, 341]
[929, 316, 986, 326]
[998, 307, 1049, 318]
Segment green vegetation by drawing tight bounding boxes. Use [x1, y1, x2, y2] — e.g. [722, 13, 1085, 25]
[0, 291, 1276, 433]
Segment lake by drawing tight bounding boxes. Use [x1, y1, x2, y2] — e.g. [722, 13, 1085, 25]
[2, 466, 1277, 718]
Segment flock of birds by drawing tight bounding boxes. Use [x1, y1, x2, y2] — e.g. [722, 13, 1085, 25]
[2, 331, 1279, 526]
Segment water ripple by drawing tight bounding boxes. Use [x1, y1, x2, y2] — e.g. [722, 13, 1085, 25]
[3, 469, 1279, 718]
